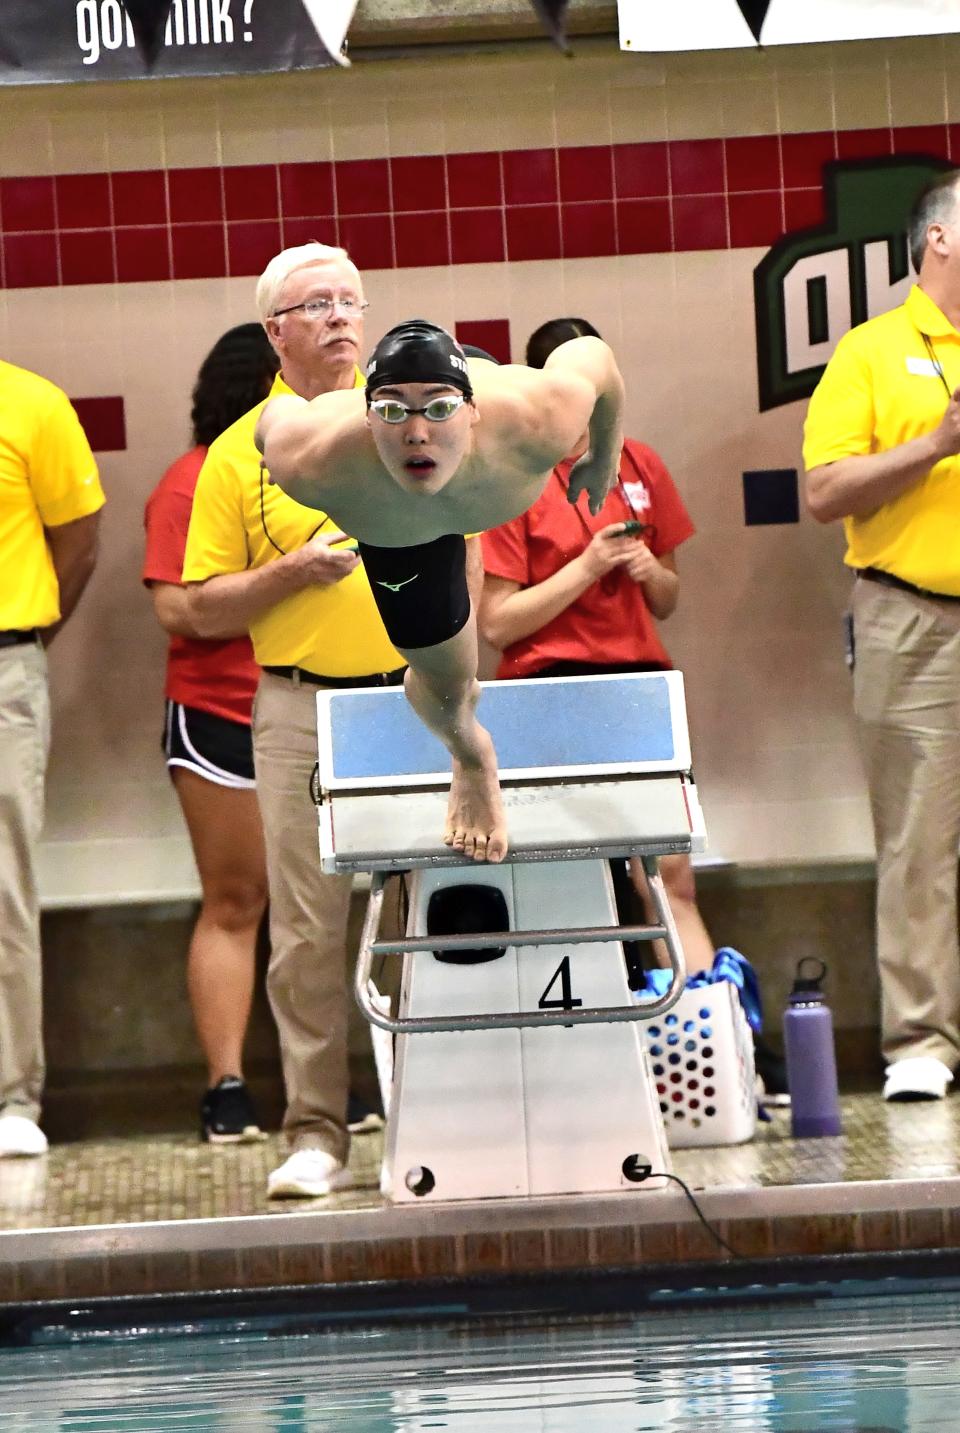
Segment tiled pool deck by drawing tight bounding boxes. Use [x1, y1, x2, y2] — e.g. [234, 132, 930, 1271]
[1, 1093, 958, 1304]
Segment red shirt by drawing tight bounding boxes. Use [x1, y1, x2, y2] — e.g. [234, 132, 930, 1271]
[143, 446, 260, 725]
[482, 440, 695, 679]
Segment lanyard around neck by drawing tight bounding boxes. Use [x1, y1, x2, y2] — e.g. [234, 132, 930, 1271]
[919, 331, 952, 399]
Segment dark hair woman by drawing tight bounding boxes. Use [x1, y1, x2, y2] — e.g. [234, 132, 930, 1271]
[143, 324, 278, 1143]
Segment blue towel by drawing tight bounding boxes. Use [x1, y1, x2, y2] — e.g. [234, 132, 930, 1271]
[634, 946, 764, 1033]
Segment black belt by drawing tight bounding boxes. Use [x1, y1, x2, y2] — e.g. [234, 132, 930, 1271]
[262, 664, 406, 688]
[0, 629, 39, 649]
[858, 567, 960, 605]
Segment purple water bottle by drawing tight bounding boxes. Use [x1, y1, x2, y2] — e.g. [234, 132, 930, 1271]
[783, 957, 842, 1138]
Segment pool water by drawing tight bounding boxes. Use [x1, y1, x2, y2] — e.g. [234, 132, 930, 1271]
[2, 1283, 957, 1430]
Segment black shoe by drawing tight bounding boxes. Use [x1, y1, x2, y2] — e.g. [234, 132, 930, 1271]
[347, 1093, 385, 1135]
[200, 1076, 265, 1144]
[753, 1035, 791, 1107]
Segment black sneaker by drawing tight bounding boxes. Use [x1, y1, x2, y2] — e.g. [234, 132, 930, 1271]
[200, 1076, 265, 1144]
[347, 1093, 385, 1135]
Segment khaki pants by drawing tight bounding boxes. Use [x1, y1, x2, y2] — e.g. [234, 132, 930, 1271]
[253, 672, 353, 1160]
[852, 577, 960, 1067]
[0, 642, 50, 1123]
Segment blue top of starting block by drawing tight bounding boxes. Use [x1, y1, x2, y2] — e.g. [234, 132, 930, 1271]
[318, 672, 689, 788]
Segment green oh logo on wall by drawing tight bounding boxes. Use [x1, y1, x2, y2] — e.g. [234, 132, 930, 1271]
[755, 155, 949, 412]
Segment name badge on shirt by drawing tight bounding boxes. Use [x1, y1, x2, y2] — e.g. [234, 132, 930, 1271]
[620, 479, 652, 515]
[905, 356, 941, 377]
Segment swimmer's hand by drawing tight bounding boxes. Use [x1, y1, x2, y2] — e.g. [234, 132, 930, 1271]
[566, 447, 619, 516]
[254, 393, 308, 457]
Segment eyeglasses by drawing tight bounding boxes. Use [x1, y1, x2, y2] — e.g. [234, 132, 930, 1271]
[272, 296, 370, 319]
[368, 395, 466, 424]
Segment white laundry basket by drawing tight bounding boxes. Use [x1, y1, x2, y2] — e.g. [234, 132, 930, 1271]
[642, 981, 757, 1147]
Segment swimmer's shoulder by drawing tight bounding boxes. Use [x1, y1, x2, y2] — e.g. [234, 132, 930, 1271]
[305, 386, 366, 421]
[298, 387, 373, 473]
[470, 360, 548, 422]
[305, 386, 369, 441]
[475, 359, 581, 401]
[469, 358, 535, 388]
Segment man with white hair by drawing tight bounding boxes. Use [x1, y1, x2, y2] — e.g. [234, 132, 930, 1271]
[183, 242, 414, 1199]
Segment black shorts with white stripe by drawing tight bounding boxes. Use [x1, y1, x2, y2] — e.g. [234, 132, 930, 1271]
[163, 699, 255, 789]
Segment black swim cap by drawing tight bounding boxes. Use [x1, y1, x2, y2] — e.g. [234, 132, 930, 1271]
[365, 320, 473, 402]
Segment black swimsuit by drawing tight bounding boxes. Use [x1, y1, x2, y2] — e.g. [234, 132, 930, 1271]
[358, 533, 470, 651]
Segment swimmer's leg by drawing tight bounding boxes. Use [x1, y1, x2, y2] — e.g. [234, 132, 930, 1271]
[396, 612, 508, 863]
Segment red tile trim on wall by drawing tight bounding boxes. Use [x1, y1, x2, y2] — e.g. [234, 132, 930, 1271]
[71, 397, 126, 452]
[0, 123, 956, 290]
[455, 319, 512, 364]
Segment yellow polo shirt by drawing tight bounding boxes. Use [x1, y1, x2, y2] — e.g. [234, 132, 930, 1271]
[182, 372, 401, 675]
[803, 285, 960, 595]
[0, 360, 104, 630]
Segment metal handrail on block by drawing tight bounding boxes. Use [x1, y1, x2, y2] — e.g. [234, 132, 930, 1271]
[354, 856, 686, 1036]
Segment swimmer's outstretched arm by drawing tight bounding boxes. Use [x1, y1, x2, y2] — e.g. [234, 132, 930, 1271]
[539, 336, 625, 514]
[254, 389, 362, 511]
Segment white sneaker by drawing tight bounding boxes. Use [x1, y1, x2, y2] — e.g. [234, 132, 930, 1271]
[0, 1114, 48, 1157]
[267, 1149, 353, 1199]
[883, 1056, 954, 1102]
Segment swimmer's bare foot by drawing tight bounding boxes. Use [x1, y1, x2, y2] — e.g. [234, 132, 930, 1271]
[443, 731, 508, 863]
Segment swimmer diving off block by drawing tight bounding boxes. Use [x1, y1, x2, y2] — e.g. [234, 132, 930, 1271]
[255, 320, 625, 864]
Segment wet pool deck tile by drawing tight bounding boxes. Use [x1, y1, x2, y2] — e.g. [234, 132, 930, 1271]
[2, 1093, 960, 1303]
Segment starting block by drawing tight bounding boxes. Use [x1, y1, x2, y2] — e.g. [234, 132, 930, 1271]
[315, 672, 707, 1203]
